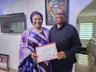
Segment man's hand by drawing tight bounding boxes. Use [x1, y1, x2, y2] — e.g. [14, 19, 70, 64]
[57, 51, 66, 60]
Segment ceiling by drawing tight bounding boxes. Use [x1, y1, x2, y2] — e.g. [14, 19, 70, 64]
[0, 0, 96, 16]
[79, 0, 96, 16]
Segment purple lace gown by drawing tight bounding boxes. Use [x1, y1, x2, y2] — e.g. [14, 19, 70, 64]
[19, 27, 52, 72]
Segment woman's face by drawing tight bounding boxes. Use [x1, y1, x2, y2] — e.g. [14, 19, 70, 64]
[32, 14, 43, 29]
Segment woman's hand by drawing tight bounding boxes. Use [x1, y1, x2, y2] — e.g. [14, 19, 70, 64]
[57, 51, 66, 60]
[31, 52, 37, 61]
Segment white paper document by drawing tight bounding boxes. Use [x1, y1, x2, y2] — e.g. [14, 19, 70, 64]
[36, 42, 57, 63]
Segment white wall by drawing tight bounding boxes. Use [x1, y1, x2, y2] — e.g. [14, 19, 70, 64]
[69, 0, 93, 27]
[0, 34, 20, 69]
[0, 0, 93, 70]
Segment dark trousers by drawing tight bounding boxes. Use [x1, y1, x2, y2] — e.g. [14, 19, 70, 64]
[51, 59, 73, 72]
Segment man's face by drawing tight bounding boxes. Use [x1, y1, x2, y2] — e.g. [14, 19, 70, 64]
[54, 9, 66, 25]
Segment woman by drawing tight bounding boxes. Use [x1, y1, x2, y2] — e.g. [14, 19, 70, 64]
[19, 11, 52, 72]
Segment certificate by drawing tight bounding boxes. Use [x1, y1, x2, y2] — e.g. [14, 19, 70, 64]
[36, 42, 57, 63]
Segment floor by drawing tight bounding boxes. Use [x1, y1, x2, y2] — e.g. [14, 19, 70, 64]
[1, 65, 96, 72]
[75, 54, 96, 72]
[75, 63, 96, 72]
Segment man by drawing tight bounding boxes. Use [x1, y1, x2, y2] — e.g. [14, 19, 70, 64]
[49, 8, 82, 72]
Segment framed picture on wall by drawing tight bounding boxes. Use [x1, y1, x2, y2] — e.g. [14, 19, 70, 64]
[0, 54, 9, 70]
[45, 0, 69, 25]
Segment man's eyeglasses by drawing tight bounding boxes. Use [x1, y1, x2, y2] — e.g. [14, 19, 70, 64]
[55, 13, 65, 16]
